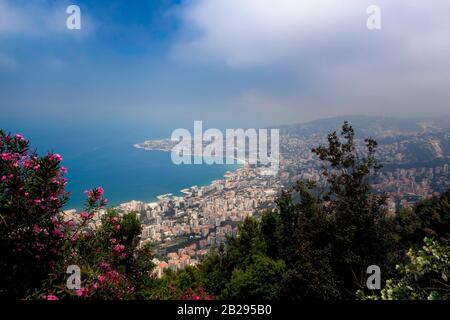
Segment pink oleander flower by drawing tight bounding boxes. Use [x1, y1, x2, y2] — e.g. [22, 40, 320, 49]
[23, 159, 32, 168]
[1, 153, 11, 161]
[53, 229, 64, 238]
[66, 220, 75, 229]
[108, 270, 120, 280]
[46, 295, 59, 300]
[14, 134, 26, 141]
[75, 287, 88, 297]
[110, 217, 119, 224]
[32, 225, 43, 234]
[50, 153, 63, 162]
[85, 187, 105, 202]
[33, 199, 42, 205]
[97, 275, 106, 283]
[71, 233, 80, 243]
[113, 244, 125, 254]
[60, 166, 68, 174]
[97, 186, 104, 196]
[110, 238, 118, 245]
[79, 212, 91, 220]
[98, 262, 110, 270]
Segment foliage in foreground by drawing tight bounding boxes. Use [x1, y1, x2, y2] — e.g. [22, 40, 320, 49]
[194, 123, 450, 300]
[1, 125, 449, 300]
[362, 237, 449, 300]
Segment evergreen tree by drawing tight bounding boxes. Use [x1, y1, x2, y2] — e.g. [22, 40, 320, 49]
[198, 122, 393, 299]
[311, 122, 390, 296]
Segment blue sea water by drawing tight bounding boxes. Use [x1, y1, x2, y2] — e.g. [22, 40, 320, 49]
[4, 122, 238, 210]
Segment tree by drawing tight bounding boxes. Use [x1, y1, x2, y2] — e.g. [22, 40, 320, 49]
[311, 122, 390, 296]
[269, 182, 341, 300]
[198, 244, 229, 296]
[197, 217, 267, 298]
[392, 190, 450, 247]
[198, 122, 392, 300]
[362, 238, 450, 300]
[225, 255, 285, 300]
[147, 266, 215, 300]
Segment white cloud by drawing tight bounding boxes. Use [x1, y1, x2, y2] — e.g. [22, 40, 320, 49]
[173, 0, 450, 68]
[171, 0, 450, 121]
[173, 0, 365, 67]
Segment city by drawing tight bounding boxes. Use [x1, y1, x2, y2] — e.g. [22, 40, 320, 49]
[2, 0, 450, 309]
[104, 116, 450, 278]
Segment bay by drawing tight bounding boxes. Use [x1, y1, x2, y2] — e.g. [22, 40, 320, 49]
[3, 122, 238, 210]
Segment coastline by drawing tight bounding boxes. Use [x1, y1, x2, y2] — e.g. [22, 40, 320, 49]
[132, 143, 247, 203]
[67, 147, 245, 212]
[144, 151, 246, 204]
[133, 143, 248, 165]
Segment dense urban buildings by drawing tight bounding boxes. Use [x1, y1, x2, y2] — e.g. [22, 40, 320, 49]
[113, 117, 450, 277]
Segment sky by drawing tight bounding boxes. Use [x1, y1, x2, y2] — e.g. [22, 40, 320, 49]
[1, 0, 450, 133]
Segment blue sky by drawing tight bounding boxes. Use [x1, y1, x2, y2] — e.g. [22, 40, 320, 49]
[1, 0, 450, 134]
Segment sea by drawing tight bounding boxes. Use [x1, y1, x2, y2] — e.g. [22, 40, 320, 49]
[4, 121, 239, 211]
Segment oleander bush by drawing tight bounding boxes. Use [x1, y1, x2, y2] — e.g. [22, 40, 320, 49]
[1, 130, 70, 298]
[0, 130, 155, 300]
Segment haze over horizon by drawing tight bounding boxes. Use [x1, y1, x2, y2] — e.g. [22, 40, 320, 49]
[1, 1, 450, 305]
[1, 0, 450, 132]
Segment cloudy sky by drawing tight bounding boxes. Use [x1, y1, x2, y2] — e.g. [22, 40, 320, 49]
[1, 0, 449, 131]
